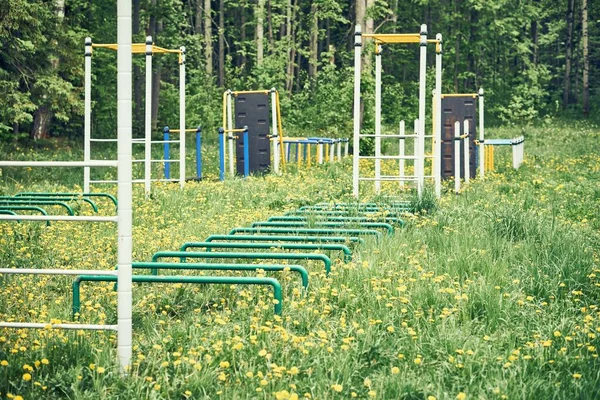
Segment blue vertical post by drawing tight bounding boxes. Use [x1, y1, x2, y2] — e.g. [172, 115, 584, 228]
[163, 126, 170, 179]
[243, 126, 250, 178]
[218, 128, 225, 181]
[195, 126, 202, 180]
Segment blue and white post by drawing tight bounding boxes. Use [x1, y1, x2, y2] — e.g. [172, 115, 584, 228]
[243, 126, 250, 178]
[218, 127, 225, 181]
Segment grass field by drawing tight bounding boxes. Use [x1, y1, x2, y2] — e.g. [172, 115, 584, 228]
[1, 120, 599, 399]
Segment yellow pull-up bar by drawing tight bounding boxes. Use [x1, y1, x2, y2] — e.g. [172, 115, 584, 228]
[91, 43, 183, 62]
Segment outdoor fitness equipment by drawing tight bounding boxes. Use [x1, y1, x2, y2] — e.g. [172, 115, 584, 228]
[483, 136, 525, 171]
[282, 137, 349, 168]
[218, 126, 251, 180]
[353, 25, 443, 198]
[222, 89, 285, 176]
[162, 126, 203, 181]
[84, 36, 186, 194]
[0, 5, 134, 371]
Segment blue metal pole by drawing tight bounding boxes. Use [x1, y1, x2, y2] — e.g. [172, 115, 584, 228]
[243, 126, 250, 178]
[219, 127, 225, 181]
[196, 126, 202, 179]
[163, 126, 170, 179]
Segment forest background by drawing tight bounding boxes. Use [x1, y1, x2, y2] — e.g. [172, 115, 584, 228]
[0, 0, 597, 143]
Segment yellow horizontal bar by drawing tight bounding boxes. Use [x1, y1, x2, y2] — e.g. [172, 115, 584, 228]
[427, 39, 441, 44]
[441, 93, 478, 99]
[92, 43, 181, 55]
[363, 33, 420, 44]
[283, 137, 308, 141]
[224, 128, 246, 133]
[232, 90, 271, 96]
[169, 129, 198, 133]
[459, 134, 469, 139]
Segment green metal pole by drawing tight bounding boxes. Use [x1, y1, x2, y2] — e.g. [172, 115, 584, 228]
[0, 206, 50, 226]
[73, 275, 283, 315]
[267, 215, 404, 226]
[228, 227, 382, 241]
[16, 192, 118, 209]
[0, 200, 74, 215]
[179, 242, 352, 262]
[151, 251, 332, 275]
[250, 221, 394, 235]
[285, 210, 406, 217]
[129, 261, 308, 289]
[204, 234, 364, 244]
[0, 196, 98, 213]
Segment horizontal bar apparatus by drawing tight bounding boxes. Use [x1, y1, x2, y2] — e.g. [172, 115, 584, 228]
[204, 234, 364, 244]
[250, 221, 394, 235]
[229, 227, 382, 241]
[0, 268, 118, 276]
[0, 215, 118, 222]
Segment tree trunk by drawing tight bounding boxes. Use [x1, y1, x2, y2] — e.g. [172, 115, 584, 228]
[454, 0, 461, 92]
[267, 0, 274, 50]
[204, 0, 213, 76]
[194, 0, 202, 35]
[531, 20, 538, 66]
[285, 0, 295, 93]
[582, 0, 589, 116]
[256, 0, 266, 66]
[563, 0, 575, 108]
[239, 0, 247, 71]
[218, 0, 225, 86]
[148, 0, 162, 129]
[309, 3, 318, 78]
[31, 0, 65, 140]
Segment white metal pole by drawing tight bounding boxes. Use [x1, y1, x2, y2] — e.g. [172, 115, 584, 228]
[454, 121, 460, 194]
[413, 118, 419, 185]
[352, 25, 362, 198]
[399, 120, 405, 188]
[227, 90, 234, 176]
[84, 37, 92, 192]
[374, 43, 382, 193]
[434, 33, 443, 198]
[478, 87, 485, 178]
[344, 140, 349, 157]
[179, 46, 186, 189]
[337, 140, 342, 161]
[270, 89, 279, 173]
[116, 0, 133, 372]
[464, 119, 470, 184]
[418, 24, 428, 198]
[144, 36, 152, 196]
[329, 141, 335, 163]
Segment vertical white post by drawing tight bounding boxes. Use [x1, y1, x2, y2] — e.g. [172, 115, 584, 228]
[464, 119, 470, 184]
[418, 24, 428, 198]
[270, 89, 279, 173]
[116, 0, 133, 372]
[329, 141, 335, 163]
[337, 141, 342, 161]
[434, 34, 443, 198]
[454, 121, 460, 194]
[179, 46, 186, 188]
[478, 88, 485, 178]
[318, 142, 324, 164]
[144, 36, 152, 196]
[399, 120, 405, 188]
[352, 25, 362, 198]
[374, 43, 382, 193]
[413, 118, 419, 185]
[344, 140, 349, 157]
[84, 37, 92, 193]
[227, 90, 234, 176]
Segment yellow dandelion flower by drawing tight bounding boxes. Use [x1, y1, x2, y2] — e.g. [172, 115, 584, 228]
[22, 373, 32, 381]
[331, 384, 343, 392]
[368, 390, 377, 397]
[97, 367, 105, 374]
[391, 366, 400, 374]
[456, 392, 467, 400]
[573, 373, 582, 379]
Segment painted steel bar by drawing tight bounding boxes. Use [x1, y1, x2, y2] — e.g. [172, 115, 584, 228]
[243, 127, 250, 177]
[0, 161, 118, 168]
[73, 275, 282, 316]
[464, 120, 470, 184]
[229, 227, 382, 242]
[84, 37, 92, 192]
[454, 121, 461, 194]
[375, 43, 382, 192]
[0, 206, 50, 226]
[130, 261, 308, 289]
[286, 210, 407, 218]
[0, 211, 17, 216]
[352, 25, 362, 197]
[251, 221, 394, 235]
[163, 127, 171, 179]
[0, 200, 74, 215]
[399, 120, 405, 188]
[0, 322, 117, 331]
[204, 234, 364, 245]
[16, 192, 118, 208]
[180, 242, 352, 262]
[268, 215, 404, 227]
[0, 215, 118, 222]
[434, 33, 443, 198]
[145, 36, 152, 195]
[219, 127, 226, 181]
[298, 205, 409, 212]
[226, 90, 235, 176]
[195, 127, 202, 179]
[478, 88, 485, 178]
[315, 201, 410, 207]
[179, 46, 186, 189]
[151, 251, 332, 275]
[1, 196, 98, 213]
[0, 268, 117, 276]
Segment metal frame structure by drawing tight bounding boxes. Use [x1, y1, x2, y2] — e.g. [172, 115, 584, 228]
[222, 89, 286, 175]
[84, 36, 186, 194]
[353, 25, 443, 199]
[0, 0, 133, 370]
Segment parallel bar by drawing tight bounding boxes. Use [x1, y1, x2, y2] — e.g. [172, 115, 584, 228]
[0, 322, 118, 331]
[0, 268, 117, 276]
[0, 215, 118, 222]
[204, 234, 364, 244]
[0, 161, 118, 167]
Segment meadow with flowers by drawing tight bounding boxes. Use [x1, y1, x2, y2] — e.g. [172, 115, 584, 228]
[1, 120, 599, 399]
